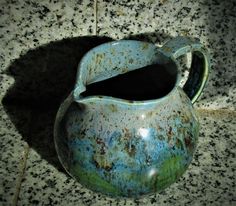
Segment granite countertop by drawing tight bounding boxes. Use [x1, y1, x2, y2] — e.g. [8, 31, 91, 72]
[0, 0, 235, 205]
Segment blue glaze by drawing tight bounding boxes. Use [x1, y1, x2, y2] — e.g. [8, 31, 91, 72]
[54, 36, 210, 197]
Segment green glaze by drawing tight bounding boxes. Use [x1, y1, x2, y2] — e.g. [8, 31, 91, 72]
[54, 36, 210, 197]
[71, 165, 122, 196]
[154, 155, 186, 191]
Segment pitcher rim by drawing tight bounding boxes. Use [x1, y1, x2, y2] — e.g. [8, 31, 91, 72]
[74, 40, 181, 106]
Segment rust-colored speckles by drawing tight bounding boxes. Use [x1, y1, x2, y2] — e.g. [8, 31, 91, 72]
[100, 146, 106, 155]
[175, 138, 184, 150]
[121, 68, 129, 73]
[123, 128, 132, 140]
[109, 104, 118, 112]
[167, 127, 173, 141]
[111, 48, 116, 55]
[103, 163, 114, 171]
[125, 143, 136, 157]
[184, 136, 191, 146]
[156, 125, 162, 131]
[95, 53, 105, 65]
[128, 58, 134, 64]
[142, 42, 149, 50]
[55, 39, 203, 197]
[96, 138, 106, 155]
[163, 46, 172, 53]
[147, 111, 154, 117]
[184, 136, 194, 153]
[182, 115, 190, 123]
[177, 127, 185, 138]
[96, 138, 103, 145]
[93, 154, 113, 171]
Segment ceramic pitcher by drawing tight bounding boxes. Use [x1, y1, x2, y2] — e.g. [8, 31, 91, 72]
[54, 36, 210, 197]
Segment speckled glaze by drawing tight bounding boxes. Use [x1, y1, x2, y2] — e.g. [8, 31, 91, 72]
[54, 36, 210, 197]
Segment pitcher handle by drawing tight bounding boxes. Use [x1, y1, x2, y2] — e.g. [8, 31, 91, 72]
[162, 36, 210, 104]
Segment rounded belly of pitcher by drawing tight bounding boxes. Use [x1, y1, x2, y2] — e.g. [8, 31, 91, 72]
[54, 95, 199, 197]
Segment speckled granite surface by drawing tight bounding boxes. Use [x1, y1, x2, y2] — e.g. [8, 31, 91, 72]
[0, 0, 235, 205]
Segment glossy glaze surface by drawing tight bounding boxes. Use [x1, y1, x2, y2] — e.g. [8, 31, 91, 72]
[55, 87, 199, 197]
[54, 38, 208, 197]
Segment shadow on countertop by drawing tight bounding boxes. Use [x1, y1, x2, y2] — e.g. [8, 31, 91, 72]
[2, 32, 170, 172]
[198, 0, 236, 104]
